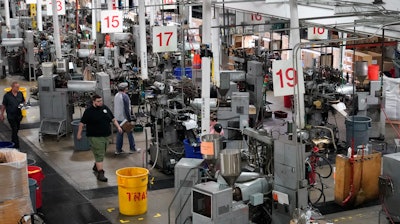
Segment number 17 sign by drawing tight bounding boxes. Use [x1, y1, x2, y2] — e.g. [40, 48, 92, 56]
[272, 60, 305, 97]
[152, 26, 178, 53]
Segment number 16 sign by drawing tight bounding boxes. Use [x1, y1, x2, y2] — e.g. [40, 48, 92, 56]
[272, 60, 305, 97]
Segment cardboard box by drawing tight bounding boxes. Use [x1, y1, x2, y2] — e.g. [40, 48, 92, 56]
[383, 60, 394, 72]
[365, 51, 382, 68]
[0, 149, 32, 224]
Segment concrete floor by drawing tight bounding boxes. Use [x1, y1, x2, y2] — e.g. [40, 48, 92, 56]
[0, 75, 395, 223]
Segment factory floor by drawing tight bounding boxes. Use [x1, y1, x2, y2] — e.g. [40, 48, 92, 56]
[0, 76, 395, 224]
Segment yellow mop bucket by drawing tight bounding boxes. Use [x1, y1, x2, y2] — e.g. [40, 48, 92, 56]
[116, 167, 149, 216]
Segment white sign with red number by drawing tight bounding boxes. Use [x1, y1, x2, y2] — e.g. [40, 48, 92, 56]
[26, 0, 36, 5]
[248, 13, 266, 24]
[152, 26, 178, 53]
[272, 60, 305, 97]
[161, 0, 176, 10]
[307, 27, 328, 40]
[46, 0, 66, 16]
[101, 10, 123, 33]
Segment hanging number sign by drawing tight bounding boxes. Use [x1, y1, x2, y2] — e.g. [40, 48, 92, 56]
[272, 60, 305, 97]
[101, 10, 123, 33]
[161, 0, 176, 10]
[46, 0, 66, 16]
[152, 26, 178, 53]
[307, 27, 328, 40]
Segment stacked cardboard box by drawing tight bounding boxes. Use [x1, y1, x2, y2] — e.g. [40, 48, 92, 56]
[0, 149, 32, 224]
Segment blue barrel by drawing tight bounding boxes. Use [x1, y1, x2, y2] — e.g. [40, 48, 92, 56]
[183, 138, 202, 159]
[28, 178, 37, 213]
[0, 141, 15, 148]
[345, 116, 372, 148]
[174, 67, 192, 80]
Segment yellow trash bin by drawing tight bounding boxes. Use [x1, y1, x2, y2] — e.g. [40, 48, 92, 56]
[116, 167, 149, 216]
[4, 87, 27, 117]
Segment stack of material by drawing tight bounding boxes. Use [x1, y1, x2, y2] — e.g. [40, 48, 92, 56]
[0, 149, 32, 224]
[384, 75, 400, 120]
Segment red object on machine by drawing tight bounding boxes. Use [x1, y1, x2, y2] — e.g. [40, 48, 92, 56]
[28, 166, 45, 209]
[192, 53, 201, 69]
[284, 95, 292, 108]
[368, 65, 379, 81]
[105, 34, 111, 48]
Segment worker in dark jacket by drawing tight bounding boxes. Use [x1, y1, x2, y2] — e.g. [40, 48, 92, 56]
[1, 81, 25, 148]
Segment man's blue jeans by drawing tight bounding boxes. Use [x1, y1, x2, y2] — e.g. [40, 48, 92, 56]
[116, 121, 136, 152]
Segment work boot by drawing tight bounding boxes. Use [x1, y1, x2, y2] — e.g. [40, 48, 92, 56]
[92, 163, 98, 173]
[97, 170, 108, 182]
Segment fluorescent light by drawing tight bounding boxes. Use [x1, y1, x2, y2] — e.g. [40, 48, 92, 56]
[301, 49, 321, 55]
[252, 35, 259, 39]
[262, 37, 271, 42]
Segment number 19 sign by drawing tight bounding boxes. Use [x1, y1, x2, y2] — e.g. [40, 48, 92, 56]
[152, 26, 178, 53]
[101, 10, 123, 33]
[272, 60, 305, 97]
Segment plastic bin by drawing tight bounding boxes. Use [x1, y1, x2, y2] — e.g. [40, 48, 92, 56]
[345, 116, 372, 148]
[0, 141, 15, 148]
[174, 67, 192, 80]
[183, 138, 202, 159]
[71, 120, 90, 151]
[284, 95, 292, 108]
[116, 167, 149, 216]
[368, 64, 379, 81]
[28, 165, 45, 209]
[4, 87, 27, 116]
[28, 178, 37, 213]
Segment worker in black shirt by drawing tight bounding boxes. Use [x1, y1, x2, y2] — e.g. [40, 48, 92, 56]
[1, 81, 25, 148]
[77, 94, 122, 182]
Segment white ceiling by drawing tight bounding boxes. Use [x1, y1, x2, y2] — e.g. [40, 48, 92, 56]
[214, 0, 400, 39]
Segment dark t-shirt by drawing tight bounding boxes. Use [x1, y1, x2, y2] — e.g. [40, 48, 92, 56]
[2, 91, 25, 120]
[80, 105, 114, 137]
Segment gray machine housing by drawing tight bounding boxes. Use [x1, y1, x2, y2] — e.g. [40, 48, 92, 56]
[95, 72, 113, 112]
[381, 153, 400, 222]
[356, 80, 385, 139]
[38, 75, 73, 140]
[272, 139, 309, 224]
[192, 181, 249, 224]
[174, 158, 204, 224]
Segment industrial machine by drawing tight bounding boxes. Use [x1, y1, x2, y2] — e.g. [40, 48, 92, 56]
[37, 74, 73, 141]
[172, 134, 275, 224]
[38, 69, 111, 141]
[381, 152, 400, 222]
[147, 79, 199, 174]
[353, 61, 385, 140]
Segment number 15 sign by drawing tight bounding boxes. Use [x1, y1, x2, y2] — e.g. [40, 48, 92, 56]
[272, 60, 305, 97]
[101, 10, 123, 33]
[152, 26, 178, 53]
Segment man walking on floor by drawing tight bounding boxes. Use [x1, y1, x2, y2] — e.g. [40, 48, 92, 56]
[0, 81, 25, 149]
[114, 82, 140, 155]
[77, 94, 122, 182]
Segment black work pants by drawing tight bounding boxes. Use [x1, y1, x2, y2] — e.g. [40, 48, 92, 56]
[8, 117, 21, 148]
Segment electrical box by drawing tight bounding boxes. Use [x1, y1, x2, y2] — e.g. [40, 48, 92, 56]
[56, 58, 68, 73]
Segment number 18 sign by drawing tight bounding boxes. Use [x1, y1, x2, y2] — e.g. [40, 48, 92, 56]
[272, 60, 305, 97]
